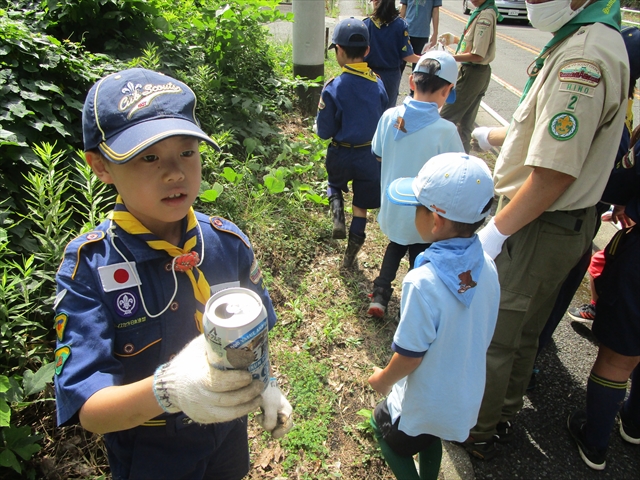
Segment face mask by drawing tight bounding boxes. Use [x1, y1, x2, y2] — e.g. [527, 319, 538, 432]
[526, 0, 586, 33]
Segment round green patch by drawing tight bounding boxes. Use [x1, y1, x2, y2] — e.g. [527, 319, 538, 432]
[548, 112, 578, 141]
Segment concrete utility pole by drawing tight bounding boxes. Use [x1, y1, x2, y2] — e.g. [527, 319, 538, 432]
[292, 0, 324, 116]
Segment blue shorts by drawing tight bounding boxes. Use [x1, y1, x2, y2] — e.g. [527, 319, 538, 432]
[105, 415, 249, 480]
[593, 226, 640, 356]
[325, 145, 381, 209]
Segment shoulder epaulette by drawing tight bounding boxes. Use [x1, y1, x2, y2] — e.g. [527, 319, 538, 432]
[209, 216, 251, 249]
[324, 77, 336, 88]
[58, 230, 106, 279]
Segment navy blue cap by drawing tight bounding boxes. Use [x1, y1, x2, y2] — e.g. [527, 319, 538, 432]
[329, 17, 369, 49]
[82, 68, 219, 163]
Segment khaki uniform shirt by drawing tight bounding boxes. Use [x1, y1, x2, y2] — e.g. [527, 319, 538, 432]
[460, 9, 496, 65]
[494, 23, 629, 211]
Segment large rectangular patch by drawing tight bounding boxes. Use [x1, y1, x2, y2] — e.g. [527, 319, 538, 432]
[98, 262, 142, 292]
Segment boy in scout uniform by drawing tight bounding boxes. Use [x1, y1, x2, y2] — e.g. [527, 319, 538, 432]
[54, 68, 292, 479]
[437, 0, 500, 153]
[316, 17, 388, 268]
[460, 0, 629, 460]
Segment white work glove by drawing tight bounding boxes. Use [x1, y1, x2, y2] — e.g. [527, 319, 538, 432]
[256, 377, 293, 439]
[477, 218, 510, 260]
[153, 336, 263, 424]
[472, 126, 495, 151]
[438, 32, 458, 46]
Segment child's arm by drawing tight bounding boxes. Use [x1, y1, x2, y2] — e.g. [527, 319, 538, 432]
[368, 352, 423, 396]
[79, 378, 162, 433]
[429, 7, 440, 50]
[79, 336, 264, 434]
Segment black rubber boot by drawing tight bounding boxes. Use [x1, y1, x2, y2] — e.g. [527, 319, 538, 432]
[329, 195, 346, 239]
[342, 231, 365, 269]
[367, 286, 393, 318]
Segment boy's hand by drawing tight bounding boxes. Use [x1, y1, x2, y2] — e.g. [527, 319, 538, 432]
[438, 33, 458, 46]
[153, 336, 263, 424]
[368, 367, 392, 396]
[256, 378, 294, 438]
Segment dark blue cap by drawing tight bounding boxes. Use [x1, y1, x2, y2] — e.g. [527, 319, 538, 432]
[329, 17, 369, 49]
[82, 68, 219, 163]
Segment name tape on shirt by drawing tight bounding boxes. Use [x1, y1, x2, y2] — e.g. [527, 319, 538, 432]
[98, 262, 142, 292]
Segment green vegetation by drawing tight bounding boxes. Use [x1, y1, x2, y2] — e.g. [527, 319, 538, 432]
[0, 0, 402, 478]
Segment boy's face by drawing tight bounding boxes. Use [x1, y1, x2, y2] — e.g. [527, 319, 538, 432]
[87, 136, 202, 241]
[470, 0, 487, 7]
[415, 205, 456, 243]
[415, 205, 437, 243]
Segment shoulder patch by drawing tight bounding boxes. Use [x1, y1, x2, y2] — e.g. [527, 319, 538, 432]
[558, 61, 601, 88]
[558, 82, 595, 98]
[318, 95, 325, 110]
[55, 312, 69, 342]
[548, 112, 578, 141]
[477, 19, 492, 27]
[210, 216, 251, 249]
[59, 230, 106, 279]
[54, 346, 71, 375]
[250, 258, 263, 285]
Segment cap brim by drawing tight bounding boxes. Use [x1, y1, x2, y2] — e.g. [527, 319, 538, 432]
[387, 177, 421, 206]
[98, 117, 220, 163]
[445, 88, 456, 104]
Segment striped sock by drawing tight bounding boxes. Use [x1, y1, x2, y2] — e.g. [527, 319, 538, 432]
[621, 365, 640, 426]
[585, 371, 627, 451]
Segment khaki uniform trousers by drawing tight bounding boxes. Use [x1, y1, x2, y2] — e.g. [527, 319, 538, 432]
[440, 63, 492, 153]
[471, 205, 596, 440]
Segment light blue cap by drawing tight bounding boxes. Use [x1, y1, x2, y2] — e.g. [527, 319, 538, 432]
[387, 153, 494, 224]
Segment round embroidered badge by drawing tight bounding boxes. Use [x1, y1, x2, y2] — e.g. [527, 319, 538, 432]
[115, 291, 138, 317]
[548, 113, 578, 141]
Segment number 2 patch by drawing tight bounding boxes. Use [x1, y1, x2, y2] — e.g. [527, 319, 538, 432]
[548, 113, 578, 141]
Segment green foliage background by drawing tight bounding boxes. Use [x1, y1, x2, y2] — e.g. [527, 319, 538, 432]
[0, 0, 333, 478]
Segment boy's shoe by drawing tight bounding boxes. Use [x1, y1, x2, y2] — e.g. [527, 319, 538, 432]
[367, 286, 393, 318]
[496, 421, 514, 444]
[619, 409, 640, 444]
[568, 303, 596, 323]
[329, 195, 346, 239]
[455, 436, 499, 461]
[567, 410, 607, 470]
[342, 232, 365, 269]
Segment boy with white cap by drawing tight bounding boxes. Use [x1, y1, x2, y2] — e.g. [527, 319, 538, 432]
[368, 153, 500, 479]
[368, 49, 464, 318]
[54, 68, 292, 479]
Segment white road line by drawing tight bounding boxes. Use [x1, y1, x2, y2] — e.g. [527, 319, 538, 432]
[480, 100, 510, 127]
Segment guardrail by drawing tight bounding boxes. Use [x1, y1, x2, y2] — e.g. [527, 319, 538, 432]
[622, 7, 640, 26]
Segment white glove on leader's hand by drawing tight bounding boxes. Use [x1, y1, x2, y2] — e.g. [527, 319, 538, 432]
[256, 378, 293, 439]
[438, 32, 457, 46]
[477, 218, 510, 260]
[153, 336, 263, 424]
[472, 126, 494, 151]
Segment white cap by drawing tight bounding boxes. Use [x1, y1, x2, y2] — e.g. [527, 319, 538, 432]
[413, 50, 459, 103]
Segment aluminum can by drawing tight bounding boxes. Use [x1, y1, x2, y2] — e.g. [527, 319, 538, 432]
[203, 287, 269, 389]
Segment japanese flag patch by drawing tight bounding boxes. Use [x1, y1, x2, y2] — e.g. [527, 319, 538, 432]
[98, 262, 142, 292]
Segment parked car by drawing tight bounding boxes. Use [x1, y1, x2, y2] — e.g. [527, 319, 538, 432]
[463, 0, 529, 22]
